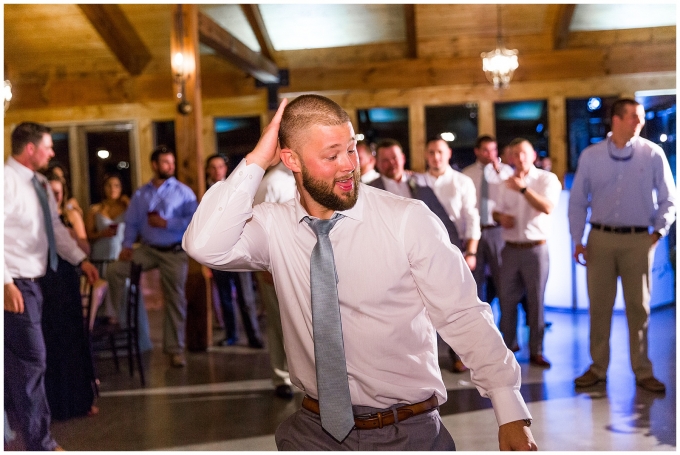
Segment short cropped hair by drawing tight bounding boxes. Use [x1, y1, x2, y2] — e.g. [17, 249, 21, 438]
[11, 122, 51, 156]
[375, 138, 403, 153]
[150, 145, 175, 163]
[611, 98, 640, 121]
[279, 95, 350, 151]
[356, 140, 375, 156]
[475, 135, 496, 149]
[205, 153, 229, 169]
[508, 137, 531, 149]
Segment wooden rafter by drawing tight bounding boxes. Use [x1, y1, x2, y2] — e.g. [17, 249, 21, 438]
[198, 11, 279, 84]
[404, 5, 417, 59]
[240, 4, 276, 62]
[78, 4, 152, 76]
[553, 4, 576, 49]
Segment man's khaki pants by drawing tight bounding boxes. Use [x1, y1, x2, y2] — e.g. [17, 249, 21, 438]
[585, 229, 657, 380]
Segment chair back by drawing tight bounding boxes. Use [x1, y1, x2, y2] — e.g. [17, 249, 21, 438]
[125, 262, 143, 330]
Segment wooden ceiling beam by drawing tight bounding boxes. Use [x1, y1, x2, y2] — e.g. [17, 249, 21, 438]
[198, 10, 279, 84]
[240, 4, 277, 62]
[78, 4, 152, 76]
[553, 4, 576, 49]
[404, 5, 417, 59]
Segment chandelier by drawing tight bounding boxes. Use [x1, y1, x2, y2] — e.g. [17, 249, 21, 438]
[481, 5, 518, 90]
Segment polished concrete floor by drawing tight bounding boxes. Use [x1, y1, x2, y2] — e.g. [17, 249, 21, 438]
[47, 300, 675, 451]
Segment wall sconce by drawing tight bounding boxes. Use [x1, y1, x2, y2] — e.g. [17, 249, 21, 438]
[172, 8, 192, 116]
[4, 80, 12, 112]
[481, 5, 519, 90]
[172, 51, 192, 115]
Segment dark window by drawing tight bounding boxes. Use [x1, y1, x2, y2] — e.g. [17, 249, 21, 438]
[49, 131, 72, 193]
[637, 94, 676, 183]
[86, 131, 132, 204]
[425, 104, 479, 171]
[495, 100, 548, 158]
[214, 116, 262, 176]
[51, 132, 70, 173]
[565, 96, 618, 173]
[356, 108, 411, 169]
[153, 121, 176, 153]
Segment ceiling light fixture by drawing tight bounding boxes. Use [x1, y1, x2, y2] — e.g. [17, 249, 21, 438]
[481, 5, 518, 90]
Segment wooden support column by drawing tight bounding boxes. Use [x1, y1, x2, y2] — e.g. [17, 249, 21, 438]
[409, 101, 426, 172]
[548, 95, 567, 184]
[477, 99, 496, 138]
[171, 4, 210, 351]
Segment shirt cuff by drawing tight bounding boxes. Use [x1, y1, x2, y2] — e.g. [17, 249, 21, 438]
[487, 387, 532, 426]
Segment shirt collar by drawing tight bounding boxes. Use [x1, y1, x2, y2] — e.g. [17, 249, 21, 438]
[7, 156, 37, 182]
[294, 183, 365, 226]
[147, 176, 177, 190]
[525, 165, 539, 179]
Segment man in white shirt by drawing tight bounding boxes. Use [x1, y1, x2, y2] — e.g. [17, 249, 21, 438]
[368, 138, 412, 197]
[356, 140, 379, 183]
[462, 135, 514, 305]
[493, 139, 562, 368]
[253, 160, 297, 399]
[424, 138, 480, 265]
[184, 95, 536, 451]
[422, 138, 481, 373]
[4, 122, 99, 450]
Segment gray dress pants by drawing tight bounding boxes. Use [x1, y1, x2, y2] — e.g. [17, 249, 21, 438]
[499, 243, 549, 356]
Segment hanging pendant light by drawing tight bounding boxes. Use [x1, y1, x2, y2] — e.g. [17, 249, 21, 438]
[481, 5, 518, 90]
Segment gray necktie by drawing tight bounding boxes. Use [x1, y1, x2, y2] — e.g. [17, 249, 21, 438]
[32, 175, 58, 272]
[304, 213, 354, 442]
[480, 167, 489, 225]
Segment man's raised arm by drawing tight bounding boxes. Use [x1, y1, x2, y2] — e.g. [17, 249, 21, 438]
[182, 99, 288, 270]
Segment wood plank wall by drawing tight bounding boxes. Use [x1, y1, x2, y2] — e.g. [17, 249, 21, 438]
[5, 71, 676, 204]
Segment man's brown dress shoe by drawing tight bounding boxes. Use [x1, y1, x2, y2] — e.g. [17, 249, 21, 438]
[636, 376, 666, 393]
[574, 368, 606, 387]
[529, 354, 551, 368]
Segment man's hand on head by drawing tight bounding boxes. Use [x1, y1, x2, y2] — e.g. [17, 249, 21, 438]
[246, 99, 288, 171]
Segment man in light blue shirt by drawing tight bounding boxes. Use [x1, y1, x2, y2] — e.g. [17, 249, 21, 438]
[106, 146, 198, 368]
[568, 98, 676, 393]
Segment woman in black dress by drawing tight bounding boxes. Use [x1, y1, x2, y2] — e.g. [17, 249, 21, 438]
[39, 174, 98, 420]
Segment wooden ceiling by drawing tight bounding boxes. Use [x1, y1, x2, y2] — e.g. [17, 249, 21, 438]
[4, 4, 676, 111]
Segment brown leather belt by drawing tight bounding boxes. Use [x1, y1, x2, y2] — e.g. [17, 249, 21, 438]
[301, 394, 438, 430]
[505, 240, 546, 249]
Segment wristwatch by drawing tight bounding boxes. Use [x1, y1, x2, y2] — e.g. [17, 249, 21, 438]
[523, 419, 532, 427]
[519, 186, 528, 194]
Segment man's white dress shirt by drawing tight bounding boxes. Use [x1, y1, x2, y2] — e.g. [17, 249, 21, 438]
[4, 156, 86, 284]
[379, 175, 411, 198]
[254, 161, 296, 205]
[183, 159, 531, 426]
[462, 161, 514, 227]
[423, 166, 481, 241]
[495, 166, 562, 242]
[360, 168, 380, 184]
